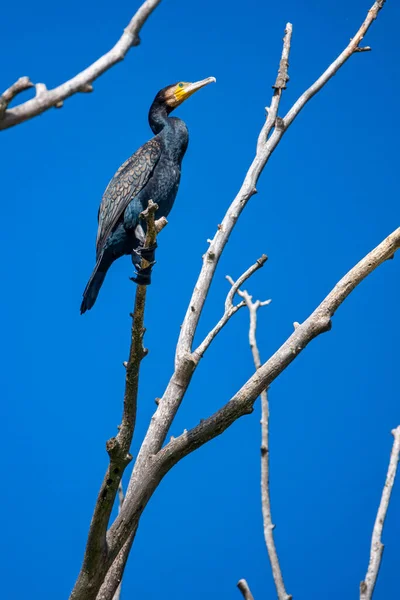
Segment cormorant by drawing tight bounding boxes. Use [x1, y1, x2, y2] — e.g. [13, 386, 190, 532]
[80, 77, 216, 314]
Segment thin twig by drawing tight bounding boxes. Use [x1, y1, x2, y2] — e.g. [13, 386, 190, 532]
[237, 579, 255, 600]
[193, 255, 267, 359]
[70, 201, 164, 600]
[230, 282, 290, 600]
[0, 0, 162, 130]
[360, 426, 400, 600]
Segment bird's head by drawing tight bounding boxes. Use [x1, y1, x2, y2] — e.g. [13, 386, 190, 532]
[154, 77, 216, 112]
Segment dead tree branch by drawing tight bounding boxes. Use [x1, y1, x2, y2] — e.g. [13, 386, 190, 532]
[229, 283, 290, 600]
[0, 0, 161, 130]
[193, 255, 268, 360]
[68, 2, 389, 597]
[70, 201, 165, 600]
[360, 426, 400, 600]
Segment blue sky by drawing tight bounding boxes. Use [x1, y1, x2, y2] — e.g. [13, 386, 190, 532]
[1, 0, 399, 598]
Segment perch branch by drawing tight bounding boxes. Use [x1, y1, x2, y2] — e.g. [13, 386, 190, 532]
[237, 580, 255, 600]
[95, 3, 388, 595]
[230, 282, 291, 600]
[193, 254, 268, 360]
[0, 0, 162, 130]
[70, 200, 164, 600]
[360, 426, 400, 600]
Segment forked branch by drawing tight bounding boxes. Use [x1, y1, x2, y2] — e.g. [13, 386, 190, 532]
[0, 0, 161, 130]
[194, 255, 268, 360]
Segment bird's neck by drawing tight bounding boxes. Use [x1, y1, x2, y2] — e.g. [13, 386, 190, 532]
[148, 102, 189, 163]
[148, 102, 172, 134]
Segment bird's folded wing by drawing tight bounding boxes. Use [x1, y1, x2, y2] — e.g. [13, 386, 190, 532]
[96, 137, 162, 257]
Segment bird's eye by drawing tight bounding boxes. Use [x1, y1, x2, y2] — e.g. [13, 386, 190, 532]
[178, 83, 184, 88]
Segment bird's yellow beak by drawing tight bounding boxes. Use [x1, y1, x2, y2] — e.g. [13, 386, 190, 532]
[174, 77, 216, 103]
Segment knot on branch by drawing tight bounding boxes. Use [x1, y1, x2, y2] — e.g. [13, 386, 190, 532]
[106, 437, 132, 467]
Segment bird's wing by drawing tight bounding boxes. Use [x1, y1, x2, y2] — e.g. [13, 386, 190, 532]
[96, 137, 162, 257]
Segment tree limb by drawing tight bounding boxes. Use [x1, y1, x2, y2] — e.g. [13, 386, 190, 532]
[230, 283, 290, 600]
[0, 0, 162, 130]
[177, 0, 385, 365]
[70, 201, 165, 600]
[360, 426, 400, 600]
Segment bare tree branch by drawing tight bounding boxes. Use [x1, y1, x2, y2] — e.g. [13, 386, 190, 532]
[360, 426, 400, 600]
[70, 201, 165, 600]
[71, 3, 389, 597]
[230, 283, 290, 600]
[177, 0, 385, 366]
[283, 0, 386, 130]
[0, 0, 161, 130]
[237, 579, 255, 600]
[157, 229, 400, 468]
[193, 254, 268, 360]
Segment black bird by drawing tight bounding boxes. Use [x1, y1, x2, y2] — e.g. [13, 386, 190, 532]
[80, 77, 216, 314]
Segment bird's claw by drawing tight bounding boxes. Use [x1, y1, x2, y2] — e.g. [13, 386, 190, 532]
[130, 261, 156, 286]
[140, 242, 158, 263]
[130, 242, 158, 285]
[131, 242, 158, 267]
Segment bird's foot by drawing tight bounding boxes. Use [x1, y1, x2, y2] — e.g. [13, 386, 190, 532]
[130, 262, 156, 286]
[130, 242, 158, 285]
[131, 242, 158, 267]
[140, 242, 158, 263]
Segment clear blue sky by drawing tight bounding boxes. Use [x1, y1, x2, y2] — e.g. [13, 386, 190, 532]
[1, 0, 399, 598]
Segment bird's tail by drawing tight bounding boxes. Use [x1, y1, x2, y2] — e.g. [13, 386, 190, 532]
[80, 254, 109, 314]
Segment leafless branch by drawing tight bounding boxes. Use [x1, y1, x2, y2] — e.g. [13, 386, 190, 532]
[230, 282, 290, 600]
[177, 0, 385, 368]
[360, 426, 400, 600]
[70, 3, 389, 597]
[70, 201, 164, 600]
[237, 579, 255, 600]
[0, 0, 161, 130]
[193, 254, 268, 359]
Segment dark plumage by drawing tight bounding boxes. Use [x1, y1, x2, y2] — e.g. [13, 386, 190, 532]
[80, 77, 215, 314]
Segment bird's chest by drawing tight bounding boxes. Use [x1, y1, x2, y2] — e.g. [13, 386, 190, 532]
[148, 159, 181, 216]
